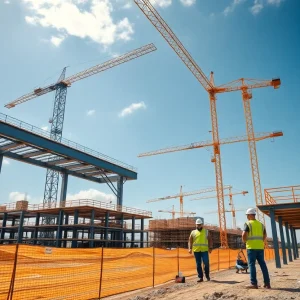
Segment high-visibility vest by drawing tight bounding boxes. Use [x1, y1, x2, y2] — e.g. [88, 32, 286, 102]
[191, 228, 208, 252]
[246, 220, 264, 250]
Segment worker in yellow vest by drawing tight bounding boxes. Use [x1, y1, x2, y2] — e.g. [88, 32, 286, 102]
[242, 208, 271, 289]
[188, 218, 213, 282]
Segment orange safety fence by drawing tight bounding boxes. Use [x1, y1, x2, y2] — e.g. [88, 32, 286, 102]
[0, 245, 279, 300]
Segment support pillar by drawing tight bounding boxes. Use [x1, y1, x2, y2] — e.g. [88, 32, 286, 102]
[60, 173, 68, 207]
[71, 210, 78, 248]
[0, 154, 3, 174]
[285, 222, 293, 262]
[131, 216, 135, 248]
[278, 217, 287, 264]
[10, 218, 15, 241]
[291, 227, 297, 259]
[270, 208, 281, 268]
[89, 209, 95, 248]
[63, 214, 69, 248]
[104, 211, 109, 247]
[33, 213, 40, 245]
[17, 211, 25, 244]
[56, 210, 64, 247]
[294, 229, 299, 258]
[140, 219, 144, 248]
[120, 214, 124, 248]
[117, 176, 124, 207]
[0, 212, 8, 243]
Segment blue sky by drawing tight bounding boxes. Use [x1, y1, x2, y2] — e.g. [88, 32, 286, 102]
[0, 0, 299, 239]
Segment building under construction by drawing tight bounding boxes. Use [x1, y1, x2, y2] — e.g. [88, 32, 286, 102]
[148, 217, 276, 249]
[0, 199, 151, 248]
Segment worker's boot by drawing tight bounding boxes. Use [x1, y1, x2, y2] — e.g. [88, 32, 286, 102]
[263, 284, 271, 289]
[245, 284, 258, 289]
[197, 278, 203, 283]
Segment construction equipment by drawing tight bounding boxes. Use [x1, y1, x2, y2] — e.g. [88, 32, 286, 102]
[138, 131, 282, 157]
[134, 0, 280, 247]
[158, 205, 196, 219]
[213, 78, 281, 225]
[147, 185, 232, 218]
[4, 43, 156, 220]
[191, 188, 248, 230]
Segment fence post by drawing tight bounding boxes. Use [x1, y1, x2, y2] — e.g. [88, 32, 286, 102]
[152, 246, 155, 288]
[218, 249, 220, 271]
[98, 246, 104, 300]
[7, 243, 19, 300]
[177, 247, 179, 275]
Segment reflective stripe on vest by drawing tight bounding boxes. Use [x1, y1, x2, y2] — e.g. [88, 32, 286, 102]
[246, 220, 264, 250]
[192, 229, 208, 252]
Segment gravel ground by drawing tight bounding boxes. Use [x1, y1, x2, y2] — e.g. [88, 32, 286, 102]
[104, 258, 300, 300]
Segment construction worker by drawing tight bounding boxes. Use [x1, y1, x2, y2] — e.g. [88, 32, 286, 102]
[188, 218, 213, 282]
[242, 208, 271, 289]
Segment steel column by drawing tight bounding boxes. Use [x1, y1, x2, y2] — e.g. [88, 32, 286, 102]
[63, 214, 69, 248]
[0, 212, 7, 243]
[131, 216, 135, 248]
[60, 173, 68, 207]
[17, 211, 25, 243]
[104, 212, 109, 247]
[290, 227, 297, 259]
[33, 213, 40, 245]
[71, 210, 79, 248]
[294, 229, 299, 258]
[285, 222, 293, 262]
[120, 214, 124, 248]
[56, 210, 64, 247]
[89, 209, 95, 248]
[117, 176, 124, 207]
[140, 219, 144, 248]
[278, 217, 287, 264]
[270, 208, 281, 268]
[0, 154, 3, 173]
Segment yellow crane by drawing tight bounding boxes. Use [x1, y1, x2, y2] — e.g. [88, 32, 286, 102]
[191, 188, 248, 229]
[158, 205, 196, 220]
[147, 185, 232, 218]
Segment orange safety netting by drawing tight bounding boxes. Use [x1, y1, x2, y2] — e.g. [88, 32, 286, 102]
[0, 245, 278, 300]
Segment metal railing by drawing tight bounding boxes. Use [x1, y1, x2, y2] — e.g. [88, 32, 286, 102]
[0, 199, 152, 218]
[0, 112, 137, 172]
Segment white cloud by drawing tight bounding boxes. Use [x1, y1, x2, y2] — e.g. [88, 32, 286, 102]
[250, 0, 263, 14]
[86, 109, 96, 116]
[3, 158, 10, 165]
[180, 0, 196, 6]
[23, 0, 134, 47]
[122, 2, 132, 9]
[118, 101, 146, 117]
[150, 0, 172, 8]
[66, 188, 116, 203]
[223, 0, 246, 16]
[9, 192, 28, 202]
[50, 35, 65, 46]
[4, 0, 10, 4]
[41, 125, 49, 131]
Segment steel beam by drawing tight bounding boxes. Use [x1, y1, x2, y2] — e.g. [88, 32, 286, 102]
[270, 208, 281, 268]
[17, 211, 25, 243]
[278, 216, 287, 264]
[89, 209, 95, 248]
[71, 210, 79, 248]
[131, 216, 135, 248]
[0, 154, 3, 173]
[140, 219, 144, 248]
[2, 152, 120, 184]
[0, 212, 7, 243]
[0, 122, 137, 179]
[117, 176, 124, 206]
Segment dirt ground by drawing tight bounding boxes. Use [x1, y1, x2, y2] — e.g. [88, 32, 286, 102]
[104, 259, 300, 300]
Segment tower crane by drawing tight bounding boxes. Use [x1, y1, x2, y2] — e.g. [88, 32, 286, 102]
[191, 188, 248, 230]
[138, 131, 282, 157]
[158, 205, 196, 220]
[134, 0, 280, 246]
[146, 185, 232, 218]
[4, 43, 156, 222]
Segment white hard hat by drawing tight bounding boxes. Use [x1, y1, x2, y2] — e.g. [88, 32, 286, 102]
[245, 208, 256, 215]
[195, 218, 203, 225]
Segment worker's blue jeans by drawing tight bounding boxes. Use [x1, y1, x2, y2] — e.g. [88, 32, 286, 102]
[247, 249, 270, 285]
[194, 251, 210, 279]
